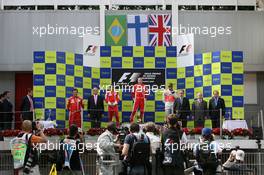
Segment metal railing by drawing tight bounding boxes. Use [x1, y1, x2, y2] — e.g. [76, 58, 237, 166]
[1, 150, 264, 175]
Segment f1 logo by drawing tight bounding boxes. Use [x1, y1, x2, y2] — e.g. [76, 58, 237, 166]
[118, 73, 131, 83]
[179, 44, 192, 55]
[118, 73, 141, 83]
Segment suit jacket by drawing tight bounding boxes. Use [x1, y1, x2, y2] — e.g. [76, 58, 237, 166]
[20, 96, 34, 119]
[2, 99, 13, 121]
[0, 101, 4, 122]
[209, 97, 226, 119]
[173, 97, 190, 119]
[192, 99, 208, 121]
[87, 95, 104, 117]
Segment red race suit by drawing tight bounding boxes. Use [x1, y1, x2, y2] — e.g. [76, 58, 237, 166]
[130, 84, 148, 123]
[105, 91, 120, 127]
[67, 96, 84, 128]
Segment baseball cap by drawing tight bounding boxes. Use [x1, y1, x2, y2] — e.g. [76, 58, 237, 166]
[236, 150, 245, 161]
[202, 128, 212, 136]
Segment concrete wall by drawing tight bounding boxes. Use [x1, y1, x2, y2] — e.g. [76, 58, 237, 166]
[0, 11, 99, 71]
[0, 11, 264, 71]
[244, 72, 264, 127]
[179, 11, 264, 71]
[0, 72, 15, 105]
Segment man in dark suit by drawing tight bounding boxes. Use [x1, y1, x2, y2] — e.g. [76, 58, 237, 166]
[88, 87, 104, 128]
[173, 90, 190, 128]
[2, 91, 13, 130]
[20, 88, 34, 121]
[0, 93, 5, 130]
[192, 92, 208, 128]
[209, 90, 226, 128]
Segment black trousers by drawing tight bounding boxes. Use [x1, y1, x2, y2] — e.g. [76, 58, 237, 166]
[119, 161, 151, 175]
[91, 114, 101, 128]
[179, 115, 187, 128]
[194, 119, 205, 128]
[0, 115, 4, 131]
[22, 112, 33, 121]
[3, 114, 12, 130]
[181, 119, 187, 128]
[199, 166, 217, 175]
[163, 166, 185, 175]
[212, 119, 220, 128]
[3, 120, 12, 130]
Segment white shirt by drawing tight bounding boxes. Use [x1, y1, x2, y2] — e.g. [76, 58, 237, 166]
[181, 132, 188, 144]
[162, 89, 177, 109]
[94, 95, 98, 105]
[146, 132, 161, 154]
[97, 130, 115, 156]
[27, 95, 34, 112]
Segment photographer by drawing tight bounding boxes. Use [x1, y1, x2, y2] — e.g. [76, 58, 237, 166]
[11, 120, 47, 175]
[144, 122, 160, 154]
[121, 123, 151, 175]
[161, 115, 185, 175]
[97, 122, 122, 175]
[57, 124, 84, 175]
[224, 149, 253, 175]
[223, 150, 237, 170]
[193, 128, 222, 175]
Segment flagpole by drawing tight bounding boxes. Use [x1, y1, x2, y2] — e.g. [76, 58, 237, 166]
[100, 4, 105, 46]
[171, 0, 179, 45]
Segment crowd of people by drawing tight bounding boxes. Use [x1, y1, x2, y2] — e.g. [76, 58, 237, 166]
[96, 116, 254, 175]
[9, 116, 253, 175]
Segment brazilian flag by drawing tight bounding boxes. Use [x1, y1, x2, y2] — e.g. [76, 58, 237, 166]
[105, 15, 127, 46]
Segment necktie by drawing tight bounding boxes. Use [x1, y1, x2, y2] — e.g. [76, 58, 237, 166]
[94, 95, 97, 105]
[180, 98, 182, 105]
[215, 98, 218, 106]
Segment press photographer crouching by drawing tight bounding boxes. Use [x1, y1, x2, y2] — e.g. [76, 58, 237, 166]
[121, 123, 151, 175]
[10, 120, 48, 175]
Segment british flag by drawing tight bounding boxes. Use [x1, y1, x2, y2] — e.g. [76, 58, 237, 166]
[148, 14, 172, 46]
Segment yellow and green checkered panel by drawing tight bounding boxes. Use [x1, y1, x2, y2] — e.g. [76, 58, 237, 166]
[33, 48, 244, 128]
[100, 46, 176, 124]
[100, 47, 244, 123]
[33, 51, 95, 130]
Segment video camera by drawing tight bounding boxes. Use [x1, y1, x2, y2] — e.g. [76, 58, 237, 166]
[31, 120, 44, 136]
[117, 126, 129, 144]
[32, 120, 38, 131]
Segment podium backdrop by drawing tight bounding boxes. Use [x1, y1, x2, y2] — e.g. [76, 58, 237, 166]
[33, 47, 244, 129]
